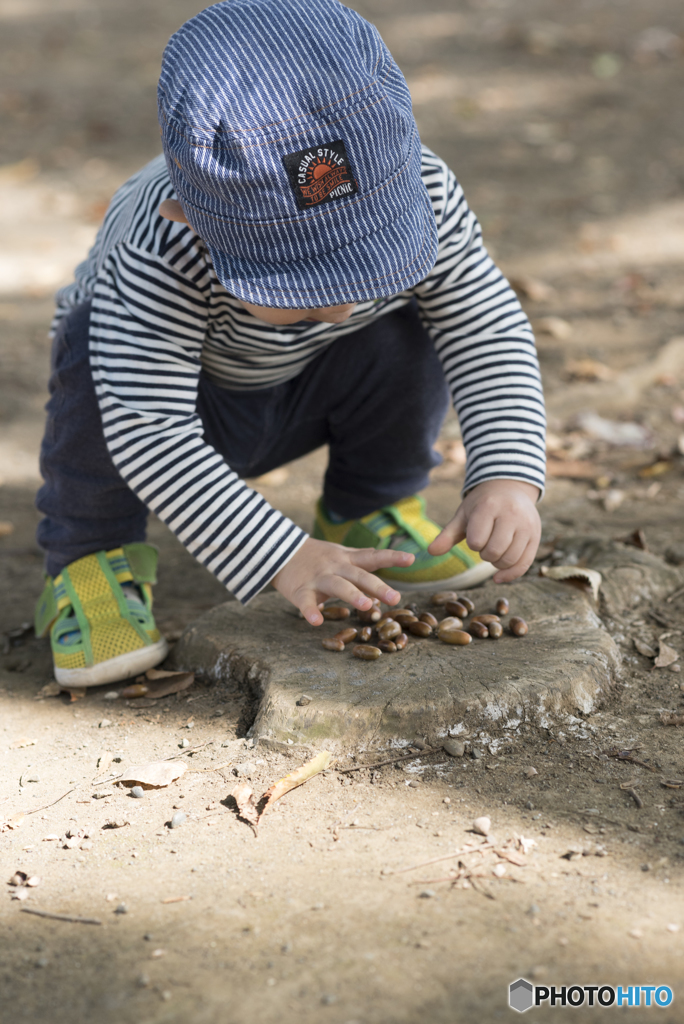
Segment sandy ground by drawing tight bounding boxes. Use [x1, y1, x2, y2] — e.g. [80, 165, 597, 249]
[2, 0, 684, 1020]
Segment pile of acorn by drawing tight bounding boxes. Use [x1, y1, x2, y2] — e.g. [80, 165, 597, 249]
[319, 590, 528, 661]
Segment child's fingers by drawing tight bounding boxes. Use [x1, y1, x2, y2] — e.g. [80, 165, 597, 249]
[349, 548, 414, 571]
[343, 565, 402, 605]
[428, 505, 467, 555]
[480, 523, 518, 567]
[311, 573, 388, 611]
[492, 537, 538, 583]
[296, 587, 327, 626]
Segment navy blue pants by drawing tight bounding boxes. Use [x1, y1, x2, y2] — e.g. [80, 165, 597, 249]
[36, 301, 450, 577]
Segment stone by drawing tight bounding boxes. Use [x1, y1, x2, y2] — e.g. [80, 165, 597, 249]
[443, 740, 465, 757]
[130, 786, 144, 799]
[472, 816, 491, 836]
[169, 540, 682, 751]
[170, 811, 187, 829]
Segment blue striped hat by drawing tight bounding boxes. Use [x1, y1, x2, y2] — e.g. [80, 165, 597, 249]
[158, 0, 438, 308]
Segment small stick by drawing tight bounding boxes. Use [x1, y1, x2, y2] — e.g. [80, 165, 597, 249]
[604, 748, 656, 772]
[667, 585, 684, 604]
[625, 789, 643, 809]
[20, 907, 101, 925]
[24, 789, 75, 816]
[338, 748, 441, 774]
[382, 843, 494, 876]
[161, 741, 212, 761]
[160, 895, 191, 904]
[186, 762, 233, 773]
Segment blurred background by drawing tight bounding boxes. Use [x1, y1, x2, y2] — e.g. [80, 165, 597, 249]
[1, 0, 684, 630]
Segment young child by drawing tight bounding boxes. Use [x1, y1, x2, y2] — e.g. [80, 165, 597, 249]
[34, 0, 545, 687]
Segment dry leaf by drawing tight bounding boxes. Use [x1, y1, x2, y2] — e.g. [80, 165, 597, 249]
[660, 713, 684, 727]
[119, 761, 187, 788]
[565, 357, 614, 382]
[232, 783, 259, 828]
[539, 565, 602, 602]
[35, 682, 61, 700]
[495, 849, 527, 867]
[259, 751, 332, 816]
[65, 688, 87, 702]
[509, 275, 555, 302]
[141, 671, 194, 699]
[10, 737, 37, 750]
[655, 641, 679, 668]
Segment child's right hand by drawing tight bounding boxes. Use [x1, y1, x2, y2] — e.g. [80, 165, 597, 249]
[271, 537, 413, 625]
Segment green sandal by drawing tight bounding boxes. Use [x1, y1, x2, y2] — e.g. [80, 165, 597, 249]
[313, 494, 496, 590]
[35, 543, 168, 687]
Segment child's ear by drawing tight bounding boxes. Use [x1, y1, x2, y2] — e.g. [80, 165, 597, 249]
[159, 199, 189, 223]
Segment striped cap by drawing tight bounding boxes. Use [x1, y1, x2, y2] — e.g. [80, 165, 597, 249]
[158, 0, 438, 308]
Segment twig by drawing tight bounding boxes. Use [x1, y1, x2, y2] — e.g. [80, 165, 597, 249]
[625, 789, 644, 809]
[186, 761, 232, 773]
[338, 748, 441, 774]
[667, 585, 684, 604]
[20, 907, 101, 925]
[381, 843, 494, 876]
[604, 748, 657, 772]
[161, 741, 212, 761]
[24, 789, 75, 816]
[469, 877, 496, 900]
[92, 773, 123, 787]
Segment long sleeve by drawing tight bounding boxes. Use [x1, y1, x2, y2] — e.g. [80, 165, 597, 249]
[89, 238, 307, 604]
[415, 154, 546, 495]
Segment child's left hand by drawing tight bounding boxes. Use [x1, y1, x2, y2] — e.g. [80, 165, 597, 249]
[428, 479, 541, 584]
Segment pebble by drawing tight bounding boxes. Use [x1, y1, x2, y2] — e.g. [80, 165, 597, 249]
[666, 923, 680, 933]
[471, 747, 484, 759]
[419, 889, 436, 899]
[137, 973, 150, 988]
[80, 840, 93, 850]
[407, 780, 420, 788]
[114, 903, 128, 914]
[103, 692, 119, 700]
[131, 786, 144, 799]
[296, 695, 311, 706]
[98, 719, 112, 728]
[35, 957, 49, 968]
[179, 738, 190, 748]
[170, 811, 187, 829]
[472, 816, 491, 836]
[443, 740, 465, 758]
[321, 994, 337, 1005]
[443, 797, 451, 804]
[525, 767, 538, 778]
[234, 762, 257, 776]
[492, 863, 507, 877]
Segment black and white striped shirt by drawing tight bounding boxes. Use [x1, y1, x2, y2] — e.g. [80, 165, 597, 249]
[54, 147, 546, 604]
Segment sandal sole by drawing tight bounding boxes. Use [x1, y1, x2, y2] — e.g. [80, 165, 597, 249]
[380, 560, 497, 592]
[54, 638, 169, 688]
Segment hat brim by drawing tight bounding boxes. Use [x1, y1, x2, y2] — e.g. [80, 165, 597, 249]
[204, 187, 439, 309]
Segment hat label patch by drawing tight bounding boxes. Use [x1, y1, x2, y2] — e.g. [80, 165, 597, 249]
[282, 140, 358, 210]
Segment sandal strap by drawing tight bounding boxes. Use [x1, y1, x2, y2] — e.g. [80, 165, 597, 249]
[34, 544, 159, 643]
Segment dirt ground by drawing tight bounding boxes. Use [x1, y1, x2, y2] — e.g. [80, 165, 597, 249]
[2, 0, 684, 1021]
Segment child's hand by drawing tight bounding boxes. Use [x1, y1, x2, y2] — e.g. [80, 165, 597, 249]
[428, 479, 541, 584]
[271, 538, 414, 625]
